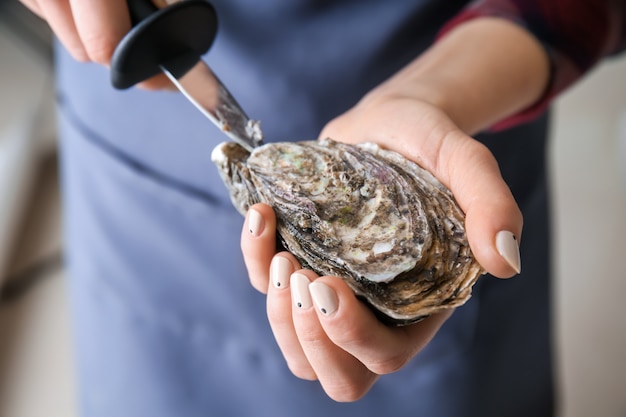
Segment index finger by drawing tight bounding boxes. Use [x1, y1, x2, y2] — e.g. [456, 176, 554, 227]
[240, 204, 277, 294]
[69, 0, 130, 65]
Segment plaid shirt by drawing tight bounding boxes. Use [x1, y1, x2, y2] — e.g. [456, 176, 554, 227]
[442, 0, 626, 129]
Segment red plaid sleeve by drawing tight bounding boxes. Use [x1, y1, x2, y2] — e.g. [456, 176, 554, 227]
[439, 0, 626, 130]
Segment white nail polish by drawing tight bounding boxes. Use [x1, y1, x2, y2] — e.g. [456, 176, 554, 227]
[270, 256, 292, 289]
[496, 230, 521, 274]
[290, 273, 312, 309]
[309, 282, 338, 316]
[247, 208, 264, 237]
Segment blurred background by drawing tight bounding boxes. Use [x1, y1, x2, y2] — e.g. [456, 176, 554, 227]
[0, 1, 625, 416]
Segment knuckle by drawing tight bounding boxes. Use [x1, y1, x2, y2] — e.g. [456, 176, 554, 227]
[287, 362, 317, 381]
[329, 321, 364, 347]
[239, 237, 251, 257]
[367, 351, 410, 375]
[83, 35, 117, 65]
[57, 36, 89, 63]
[266, 301, 287, 324]
[249, 277, 267, 294]
[325, 382, 369, 403]
[68, 47, 90, 63]
[247, 266, 269, 294]
[297, 330, 325, 346]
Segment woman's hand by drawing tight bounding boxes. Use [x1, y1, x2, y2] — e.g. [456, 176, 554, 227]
[240, 90, 524, 401]
[319, 92, 523, 279]
[240, 16, 549, 400]
[20, 0, 171, 89]
[241, 204, 454, 402]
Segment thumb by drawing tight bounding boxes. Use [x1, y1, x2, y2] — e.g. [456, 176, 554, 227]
[435, 130, 522, 278]
[319, 96, 521, 277]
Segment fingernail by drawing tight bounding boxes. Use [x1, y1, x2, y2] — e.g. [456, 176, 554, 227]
[247, 208, 264, 237]
[496, 230, 521, 274]
[270, 256, 292, 289]
[290, 273, 312, 309]
[309, 282, 338, 316]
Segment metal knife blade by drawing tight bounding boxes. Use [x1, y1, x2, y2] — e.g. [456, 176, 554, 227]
[161, 60, 263, 152]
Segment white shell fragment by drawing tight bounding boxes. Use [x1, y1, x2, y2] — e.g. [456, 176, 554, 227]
[212, 138, 484, 325]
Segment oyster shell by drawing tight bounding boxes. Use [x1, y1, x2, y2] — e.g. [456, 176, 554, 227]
[212, 138, 483, 325]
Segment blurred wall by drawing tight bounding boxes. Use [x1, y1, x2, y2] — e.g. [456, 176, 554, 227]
[550, 54, 626, 417]
[0, 1, 54, 280]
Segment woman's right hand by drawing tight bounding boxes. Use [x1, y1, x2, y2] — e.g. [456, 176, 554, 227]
[20, 0, 171, 89]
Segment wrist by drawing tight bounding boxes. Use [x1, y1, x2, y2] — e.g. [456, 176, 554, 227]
[366, 17, 550, 135]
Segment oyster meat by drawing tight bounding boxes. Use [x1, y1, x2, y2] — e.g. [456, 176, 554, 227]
[212, 138, 483, 325]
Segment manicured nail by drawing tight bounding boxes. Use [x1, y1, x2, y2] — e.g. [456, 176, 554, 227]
[309, 282, 338, 316]
[247, 208, 264, 237]
[496, 230, 521, 274]
[270, 256, 292, 289]
[290, 273, 312, 309]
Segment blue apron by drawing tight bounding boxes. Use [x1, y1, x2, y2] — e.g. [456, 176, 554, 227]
[56, 1, 554, 415]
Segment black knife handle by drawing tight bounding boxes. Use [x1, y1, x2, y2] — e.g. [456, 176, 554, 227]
[111, 0, 218, 89]
[126, 0, 158, 25]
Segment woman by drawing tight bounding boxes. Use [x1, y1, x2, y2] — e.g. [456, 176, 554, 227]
[20, 0, 626, 415]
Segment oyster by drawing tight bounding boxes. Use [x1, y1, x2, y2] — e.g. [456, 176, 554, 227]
[212, 138, 483, 325]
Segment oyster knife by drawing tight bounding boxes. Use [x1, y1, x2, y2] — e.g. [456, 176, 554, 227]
[110, 0, 263, 152]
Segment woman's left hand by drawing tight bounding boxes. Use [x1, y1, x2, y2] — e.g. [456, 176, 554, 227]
[239, 85, 524, 400]
[241, 203, 453, 402]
